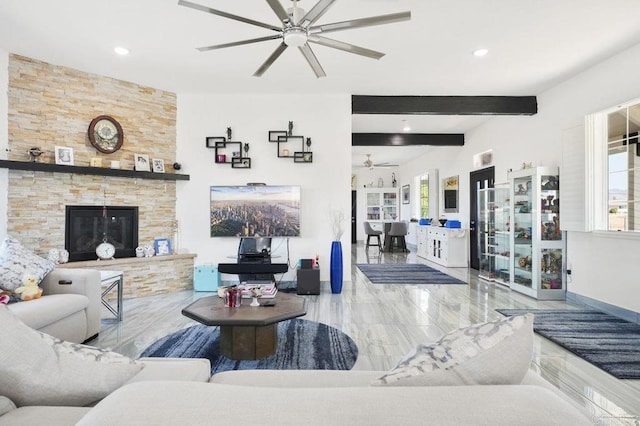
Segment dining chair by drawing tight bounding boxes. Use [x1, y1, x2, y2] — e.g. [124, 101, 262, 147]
[363, 221, 383, 251]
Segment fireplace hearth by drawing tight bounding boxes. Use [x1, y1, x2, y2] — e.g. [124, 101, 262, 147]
[65, 206, 138, 261]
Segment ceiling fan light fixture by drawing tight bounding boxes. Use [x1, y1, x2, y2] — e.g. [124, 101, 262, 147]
[113, 46, 130, 56]
[473, 48, 488, 57]
[284, 27, 308, 47]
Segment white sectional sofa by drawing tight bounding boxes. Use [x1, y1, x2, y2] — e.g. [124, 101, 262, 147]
[0, 300, 593, 425]
[0, 368, 592, 425]
[6, 269, 101, 343]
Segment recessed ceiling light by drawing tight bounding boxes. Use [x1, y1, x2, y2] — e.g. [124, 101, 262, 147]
[114, 46, 130, 56]
[473, 48, 488, 57]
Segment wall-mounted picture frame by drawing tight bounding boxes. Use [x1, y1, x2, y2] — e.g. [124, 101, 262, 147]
[154, 237, 172, 256]
[443, 175, 459, 213]
[134, 154, 150, 172]
[55, 146, 74, 166]
[152, 158, 165, 173]
[402, 184, 410, 204]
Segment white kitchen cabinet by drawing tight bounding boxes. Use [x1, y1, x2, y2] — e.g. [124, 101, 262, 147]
[416, 226, 428, 258]
[364, 188, 399, 221]
[416, 225, 468, 267]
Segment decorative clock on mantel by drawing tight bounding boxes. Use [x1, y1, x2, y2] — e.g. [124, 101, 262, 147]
[88, 115, 123, 154]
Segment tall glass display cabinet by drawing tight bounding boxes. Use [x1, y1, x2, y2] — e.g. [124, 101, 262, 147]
[478, 184, 511, 286]
[508, 167, 565, 300]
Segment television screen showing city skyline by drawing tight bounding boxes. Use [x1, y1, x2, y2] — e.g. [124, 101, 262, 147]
[210, 185, 301, 237]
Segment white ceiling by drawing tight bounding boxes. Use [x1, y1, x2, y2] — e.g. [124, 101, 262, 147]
[2, 0, 640, 167]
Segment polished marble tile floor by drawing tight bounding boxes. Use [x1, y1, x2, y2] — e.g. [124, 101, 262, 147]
[90, 243, 640, 425]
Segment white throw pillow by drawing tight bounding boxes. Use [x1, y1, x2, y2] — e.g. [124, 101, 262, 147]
[0, 238, 55, 292]
[0, 306, 143, 407]
[372, 313, 533, 386]
[0, 396, 16, 417]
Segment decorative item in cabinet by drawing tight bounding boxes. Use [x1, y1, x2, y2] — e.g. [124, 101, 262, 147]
[508, 166, 565, 300]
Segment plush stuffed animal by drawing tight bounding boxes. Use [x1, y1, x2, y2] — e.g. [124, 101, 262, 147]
[0, 290, 11, 305]
[14, 274, 43, 301]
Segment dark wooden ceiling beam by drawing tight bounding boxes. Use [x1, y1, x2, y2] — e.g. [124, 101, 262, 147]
[352, 95, 537, 115]
[352, 133, 464, 146]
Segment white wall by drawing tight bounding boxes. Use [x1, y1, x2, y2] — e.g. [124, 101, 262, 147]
[0, 49, 8, 241]
[401, 42, 640, 314]
[176, 94, 352, 284]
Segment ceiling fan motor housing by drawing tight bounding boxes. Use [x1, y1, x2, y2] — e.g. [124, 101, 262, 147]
[284, 6, 308, 47]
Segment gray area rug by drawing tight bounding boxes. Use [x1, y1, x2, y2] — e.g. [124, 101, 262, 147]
[496, 309, 640, 379]
[356, 263, 466, 285]
[140, 318, 358, 375]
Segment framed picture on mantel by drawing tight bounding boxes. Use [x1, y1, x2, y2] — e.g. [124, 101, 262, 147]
[55, 146, 74, 166]
[134, 154, 150, 172]
[154, 238, 172, 256]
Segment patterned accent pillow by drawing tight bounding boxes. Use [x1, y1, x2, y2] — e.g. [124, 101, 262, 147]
[0, 306, 144, 407]
[372, 313, 533, 386]
[0, 238, 56, 292]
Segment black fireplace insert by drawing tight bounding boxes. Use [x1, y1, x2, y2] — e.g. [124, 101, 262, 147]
[65, 206, 138, 261]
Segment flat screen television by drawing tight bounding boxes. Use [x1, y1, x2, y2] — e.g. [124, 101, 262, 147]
[210, 185, 300, 237]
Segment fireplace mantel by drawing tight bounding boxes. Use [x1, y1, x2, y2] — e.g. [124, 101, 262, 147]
[56, 253, 196, 268]
[0, 159, 189, 181]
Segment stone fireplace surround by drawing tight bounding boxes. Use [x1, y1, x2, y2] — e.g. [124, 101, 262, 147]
[5, 54, 195, 297]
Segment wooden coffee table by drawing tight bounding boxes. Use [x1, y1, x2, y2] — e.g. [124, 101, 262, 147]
[181, 292, 307, 360]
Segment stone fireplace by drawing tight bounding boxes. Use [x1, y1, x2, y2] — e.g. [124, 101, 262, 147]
[65, 205, 139, 261]
[5, 54, 195, 298]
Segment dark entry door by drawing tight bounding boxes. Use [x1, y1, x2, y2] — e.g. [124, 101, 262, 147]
[469, 167, 495, 270]
[351, 190, 357, 244]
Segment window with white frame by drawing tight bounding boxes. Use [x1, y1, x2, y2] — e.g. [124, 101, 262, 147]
[589, 98, 640, 232]
[419, 173, 429, 218]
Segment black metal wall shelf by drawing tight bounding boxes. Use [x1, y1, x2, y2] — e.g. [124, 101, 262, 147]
[0, 159, 190, 181]
[206, 127, 251, 169]
[268, 121, 313, 163]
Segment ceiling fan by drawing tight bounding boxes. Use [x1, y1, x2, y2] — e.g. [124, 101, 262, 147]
[178, 0, 411, 78]
[361, 154, 398, 170]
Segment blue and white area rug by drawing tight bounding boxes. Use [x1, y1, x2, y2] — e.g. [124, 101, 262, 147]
[140, 319, 358, 375]
[356, 263, 466, 285]
[496, 309, 640, 379]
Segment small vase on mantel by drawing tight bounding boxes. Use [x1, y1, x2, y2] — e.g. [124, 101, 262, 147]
[329, 210, 346, 294]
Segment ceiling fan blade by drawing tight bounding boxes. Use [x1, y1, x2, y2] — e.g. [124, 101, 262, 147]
[300, 0, 337, 28]
[310, 11, 411, 35]
[197, 35, 282, 52]
[254, 42, 288, 77]
[298, 44, 326, 78]
[265, 0, 290, 23]
[307, 35, 384, 59]
[178, 0, 281, 32]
